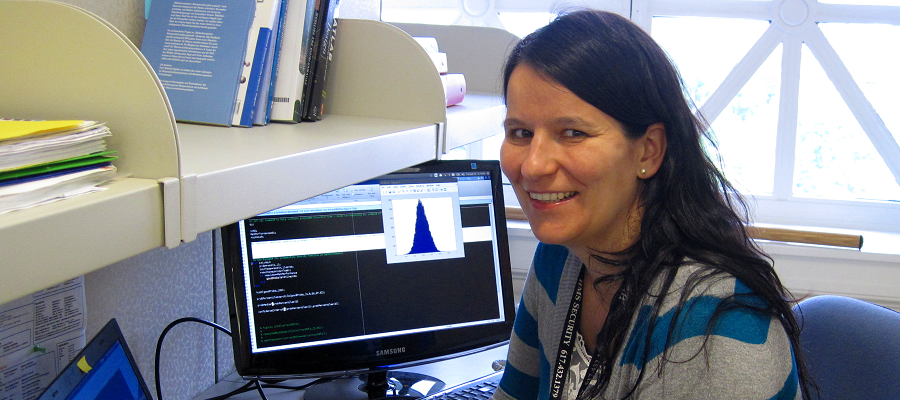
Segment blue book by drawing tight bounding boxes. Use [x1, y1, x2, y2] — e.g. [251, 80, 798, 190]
[141, 0, 256, 126]
[253, 0, 287, 126]
[232, 0, 281, 127]
[239, 27, 272, 127]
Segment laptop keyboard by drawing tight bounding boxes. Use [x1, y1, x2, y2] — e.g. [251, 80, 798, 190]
[420, 370, 502, 399]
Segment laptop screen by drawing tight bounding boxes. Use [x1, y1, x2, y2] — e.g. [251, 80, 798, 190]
[38, 319, 152, 400]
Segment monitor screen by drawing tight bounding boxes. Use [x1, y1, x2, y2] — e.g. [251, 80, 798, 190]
[221, 159, 516, 396]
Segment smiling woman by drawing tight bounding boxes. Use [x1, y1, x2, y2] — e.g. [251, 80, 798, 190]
[491, 10, 813, 400]
[501, 63, 666, 263]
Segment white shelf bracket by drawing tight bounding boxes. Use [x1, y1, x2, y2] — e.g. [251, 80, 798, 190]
[159, 177, 181, 249]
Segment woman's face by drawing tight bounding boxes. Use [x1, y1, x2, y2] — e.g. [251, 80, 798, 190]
[501, 64, 650, 256]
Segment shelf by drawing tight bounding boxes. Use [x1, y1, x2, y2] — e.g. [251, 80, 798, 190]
[0, 178, 165, 304]
[0, 0, 178, 305]
[0, 6, 520, 305]
[445, 92, 506, 152]
[177, 115, 438, 240]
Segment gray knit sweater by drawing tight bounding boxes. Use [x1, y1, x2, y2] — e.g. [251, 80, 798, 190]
[493, 243, 800, 400]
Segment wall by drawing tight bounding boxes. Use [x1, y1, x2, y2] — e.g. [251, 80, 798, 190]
[84, 233, 215, 399]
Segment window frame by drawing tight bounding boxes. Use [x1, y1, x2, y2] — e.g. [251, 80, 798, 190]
[383, 0, 900, 233]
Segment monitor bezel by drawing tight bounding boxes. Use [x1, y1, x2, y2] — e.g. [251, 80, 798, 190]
[221, 159, 516, 379]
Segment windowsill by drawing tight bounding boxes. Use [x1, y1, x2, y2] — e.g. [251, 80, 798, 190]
[505, 219, 900, 260]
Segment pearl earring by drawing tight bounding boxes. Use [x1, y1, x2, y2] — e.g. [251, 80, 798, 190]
[640, 169, 647, 176]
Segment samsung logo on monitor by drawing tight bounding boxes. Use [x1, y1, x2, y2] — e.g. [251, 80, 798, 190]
[376, 347, 406, 357]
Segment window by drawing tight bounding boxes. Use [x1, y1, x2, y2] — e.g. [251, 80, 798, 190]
[384, 0, 900, 233]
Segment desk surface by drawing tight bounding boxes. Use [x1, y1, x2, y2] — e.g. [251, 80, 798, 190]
[193, 345, 509, 400]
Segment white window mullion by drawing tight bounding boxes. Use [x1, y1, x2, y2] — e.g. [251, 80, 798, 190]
[382, 0, 456, 8]
[647, 0, 771, 20]
[699, 24, 784, 124]
[805, 26, 900, 188]
[817, 3, 900, 25]
[772, 33, 803, 200]
[492, 0, 626, 13]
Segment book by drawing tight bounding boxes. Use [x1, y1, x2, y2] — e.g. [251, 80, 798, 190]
[301, 0, 340, 121]
[253, 0, 289, 126]
[142, 0, 256, 126]
[233, 0, 282, 127]
[235, 27, 273, 127]
[269, 0, 319, 123]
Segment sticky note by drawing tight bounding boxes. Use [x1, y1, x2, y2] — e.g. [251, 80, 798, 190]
[77, 356, 92, 373]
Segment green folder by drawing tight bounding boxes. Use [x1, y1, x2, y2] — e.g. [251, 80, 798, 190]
[0, 151, 118, 182]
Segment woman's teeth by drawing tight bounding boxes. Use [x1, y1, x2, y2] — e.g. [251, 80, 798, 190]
[529, 192, 576, 202]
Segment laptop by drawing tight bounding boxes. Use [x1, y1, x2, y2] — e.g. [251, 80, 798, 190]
[37, 318, 153, 400]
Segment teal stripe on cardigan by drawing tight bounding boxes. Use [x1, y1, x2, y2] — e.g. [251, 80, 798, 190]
[532, 244, 569, 305]
[620, 281, 771, 369]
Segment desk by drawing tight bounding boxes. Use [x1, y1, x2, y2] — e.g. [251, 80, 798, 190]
[193, 345, 509, 400]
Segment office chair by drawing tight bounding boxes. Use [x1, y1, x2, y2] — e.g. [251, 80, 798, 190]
[792, 295, 900, 399]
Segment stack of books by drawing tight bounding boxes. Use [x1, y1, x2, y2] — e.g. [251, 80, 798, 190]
[141, 0, 341, 127]
[0, 120, 118, 214]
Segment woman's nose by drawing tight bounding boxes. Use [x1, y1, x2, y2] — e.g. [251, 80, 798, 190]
[520, 133, 557, 179]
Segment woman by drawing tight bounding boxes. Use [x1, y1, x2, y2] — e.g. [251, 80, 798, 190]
[494, 10, 810, 400]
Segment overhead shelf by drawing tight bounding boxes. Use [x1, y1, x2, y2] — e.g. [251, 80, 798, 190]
[0, 0, 178, 304]
[176, 116, 438, 241]
[0, 3, 518, 305]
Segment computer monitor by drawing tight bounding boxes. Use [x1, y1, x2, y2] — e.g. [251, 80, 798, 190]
[221, 159, 516, 399]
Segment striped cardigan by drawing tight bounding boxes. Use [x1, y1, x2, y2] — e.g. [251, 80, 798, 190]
[493, 243, 800, 400]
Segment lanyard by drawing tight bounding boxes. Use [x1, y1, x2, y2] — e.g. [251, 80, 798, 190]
[549, 265, 606, 400]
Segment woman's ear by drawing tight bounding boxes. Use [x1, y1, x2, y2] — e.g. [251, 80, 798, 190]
[637, 123, 667, 179]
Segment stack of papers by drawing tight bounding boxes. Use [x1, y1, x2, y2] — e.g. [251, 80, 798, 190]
[0, 119, 119, 214]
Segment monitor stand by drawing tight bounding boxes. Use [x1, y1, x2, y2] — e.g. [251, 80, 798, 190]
[303, 370, 445, 400]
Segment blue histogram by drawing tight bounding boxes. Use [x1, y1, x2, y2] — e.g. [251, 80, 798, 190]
[407, 200, 440, 254]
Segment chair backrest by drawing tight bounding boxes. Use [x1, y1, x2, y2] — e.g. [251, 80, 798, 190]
[793, 295, 900, 400]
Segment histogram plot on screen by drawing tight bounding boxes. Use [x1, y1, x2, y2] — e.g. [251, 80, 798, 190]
[380, 181, 466, 264]
[392, 197, 456, 255]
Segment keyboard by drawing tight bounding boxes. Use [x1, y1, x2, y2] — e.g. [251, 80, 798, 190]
[420, 370, 502, 399]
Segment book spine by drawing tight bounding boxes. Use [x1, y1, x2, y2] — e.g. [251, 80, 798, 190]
[232, 0, 280, 126]
[254, 0, 288, 126]
[301, 0, 339, 121]
[269, 0, 318, 123]
[294, 0, 324, 122]
[239, 28, 272, 127]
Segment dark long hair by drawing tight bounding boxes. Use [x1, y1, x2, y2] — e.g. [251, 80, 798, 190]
[502, 10, 811, 399]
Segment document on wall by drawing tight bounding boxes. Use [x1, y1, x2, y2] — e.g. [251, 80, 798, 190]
[0, 276, 86, 400]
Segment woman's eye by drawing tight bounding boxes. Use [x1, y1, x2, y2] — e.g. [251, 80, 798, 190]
[562, 129, 588, 138]
[507, 128, 532, 139]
